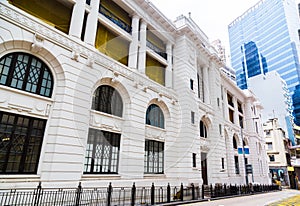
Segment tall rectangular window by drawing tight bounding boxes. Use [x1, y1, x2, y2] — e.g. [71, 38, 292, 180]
[192, 153, 197, 167]
[221, 158, 225, 170]
[269, 155, 275, 162]
[0, 111, 46, 174]
[229, 109, 234, 123]
[234, 156, 240, 174]
[267, 142, 273, 150]
[84, 129, 121, 174]
[144, 140, 164, 174]
[197, 73, 200, 98]
[190, 79, 194, 90]
[191, 111, 195, 124]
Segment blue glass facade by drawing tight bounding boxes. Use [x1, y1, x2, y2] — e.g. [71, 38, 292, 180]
[228, 0, 300, 127]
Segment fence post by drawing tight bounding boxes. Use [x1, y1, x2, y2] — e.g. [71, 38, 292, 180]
[191, 183, 195, 200]
[34, 182, 42, 206]
[75, 182, 82, 206]
[180, 183, 184, 201]
[167, 183, 171, 203]
[201, 184, 204, 199]
[107, 182, 112, 206]
[210, 184, 213, 198]
[151, 183, 155, 205]
[224, 184, 226, 196]
[131, 182, 136, 206]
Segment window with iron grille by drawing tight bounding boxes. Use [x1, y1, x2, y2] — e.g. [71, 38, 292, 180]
[84, 128, 120, 174]
[0, 52, 53, 97]
[92, 85, 123, 117]
[144, 140, 164, 174]
[146, 104, 164, 129]
[0, 111, 46, 174]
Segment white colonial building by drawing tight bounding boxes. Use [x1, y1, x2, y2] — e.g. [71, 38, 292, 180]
[0, 0, 269, 189]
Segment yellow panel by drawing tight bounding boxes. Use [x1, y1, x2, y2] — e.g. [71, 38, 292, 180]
[95, 24, 129, 65]
[146, 55, 165, 85]
[101, 0, 131, 26]
[8, 0, 71, 34]
[288, 166, 294, 172]
[147, 30, 165, 51]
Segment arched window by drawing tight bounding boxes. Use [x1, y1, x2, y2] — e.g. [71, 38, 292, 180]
[145, 104, 164, 129]
[233, 136, 238, 149]
[92, 85, 123, 117]
[200, 120, 207, 138]
[0, 52, 53, 97]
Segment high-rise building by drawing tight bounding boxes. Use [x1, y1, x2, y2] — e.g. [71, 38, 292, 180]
[228, 0, 300, 124]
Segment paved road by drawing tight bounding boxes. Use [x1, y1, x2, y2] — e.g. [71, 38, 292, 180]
[181, 189, 300, 206]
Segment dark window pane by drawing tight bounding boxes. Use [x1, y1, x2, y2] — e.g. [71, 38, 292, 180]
[0, 52, 53, 97]
[92, 85, 123, 117]
[200, 121, 207, 138]
[0, 111, 46, 174]
[146, 104, 164, 129]
[84, 128, 120, 174]
[144, 140, 164, 174]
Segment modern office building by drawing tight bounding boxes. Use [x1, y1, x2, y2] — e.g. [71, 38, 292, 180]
[228, 0, 300, 126]
[0, 0, 269, 190]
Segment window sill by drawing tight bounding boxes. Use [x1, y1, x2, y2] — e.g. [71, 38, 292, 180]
[144, 174, 166, 179]
[0, 174, 40, 182]
[81, 174, 121, 180]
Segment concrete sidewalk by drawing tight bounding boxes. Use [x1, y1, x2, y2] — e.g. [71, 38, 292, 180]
[180, 189, 300, 206]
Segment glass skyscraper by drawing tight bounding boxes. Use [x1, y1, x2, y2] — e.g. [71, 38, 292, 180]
[228, 0, 300, 125]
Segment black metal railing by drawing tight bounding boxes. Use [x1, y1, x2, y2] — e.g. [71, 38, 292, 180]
[146, 40, 167, 60]
[99, 5, 132, 33]
[0, 182, 280, 206]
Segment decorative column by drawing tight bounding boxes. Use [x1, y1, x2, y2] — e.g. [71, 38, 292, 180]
[138, 20, 147, 74]
[165, 42, 173, 88]
[128, 15, 140, 69]
[84, 0, 100, 45]
[69, 0, 86, 38]
[203, 66, 210, 104]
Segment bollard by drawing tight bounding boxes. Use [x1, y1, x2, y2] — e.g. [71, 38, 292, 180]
[107, 182, 112, 206]
[180, 183, 184, 201]
[167, 183, 171, 203]
[191, 183, 195, 200]
[34, 182, 42, 206]
[151, 183, 155, 205]
[131, 182, 136, 206]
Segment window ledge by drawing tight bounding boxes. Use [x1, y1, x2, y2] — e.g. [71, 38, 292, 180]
[91, 110, 124, 120]
[81, 174, 121, 180]
[145, 124, 165, 131]
[144, 174, 166, 179]
[0, 174, 40, 182]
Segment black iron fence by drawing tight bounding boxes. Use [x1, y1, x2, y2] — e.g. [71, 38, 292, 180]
[0, 182, 280, 206]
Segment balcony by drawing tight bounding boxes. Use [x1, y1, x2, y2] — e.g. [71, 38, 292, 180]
[146, 40, 167, 59]
[99, 5, 132, 33]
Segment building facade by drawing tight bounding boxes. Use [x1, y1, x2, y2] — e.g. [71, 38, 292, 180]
[0, 0, 269, 189]
[264, 118, 292, 187]
[248, 71, 295, 144]
[228, 0, 300, 125]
